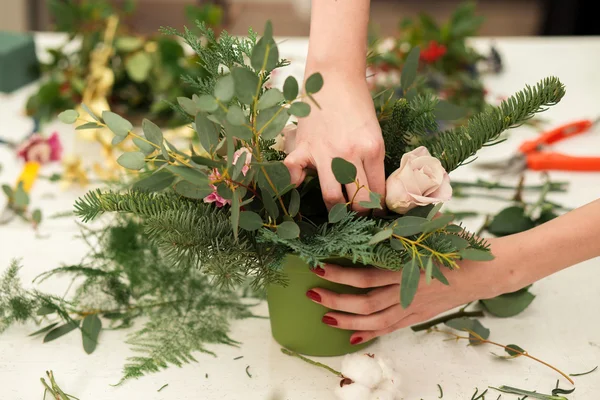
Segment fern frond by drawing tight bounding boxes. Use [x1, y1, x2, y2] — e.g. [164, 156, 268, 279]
[117, 278, 251, 385]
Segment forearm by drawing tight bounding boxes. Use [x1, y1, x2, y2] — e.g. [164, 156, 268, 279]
[306, 0, 371, 79]
[479, 199, 600, 295]
[512, 199, 600, 284]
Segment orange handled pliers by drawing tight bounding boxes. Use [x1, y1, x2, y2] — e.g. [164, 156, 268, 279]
[477, 118, 600, 174]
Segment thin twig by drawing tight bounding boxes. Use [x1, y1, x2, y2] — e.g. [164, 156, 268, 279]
[432, 328, 574, 385]
[281, 348, 343, 377]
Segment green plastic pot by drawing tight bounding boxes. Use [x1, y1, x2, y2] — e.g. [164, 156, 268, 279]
[267, 254, 374, 356]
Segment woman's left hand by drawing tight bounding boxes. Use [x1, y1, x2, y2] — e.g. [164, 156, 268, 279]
[306, 237, 520, 345]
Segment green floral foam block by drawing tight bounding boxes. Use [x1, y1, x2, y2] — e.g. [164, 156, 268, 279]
[0, 32, 40, 93]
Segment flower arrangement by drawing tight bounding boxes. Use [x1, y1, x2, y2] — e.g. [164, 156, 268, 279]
[367, 1, 501, 117]
[26, 0, 221, 127]
[61, 21, 564, 313]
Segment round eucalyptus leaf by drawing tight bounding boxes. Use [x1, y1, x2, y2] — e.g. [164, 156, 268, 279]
[58, 109, 79, 124]
[117, 152, 146, 170]
[289, 102, 311, 117]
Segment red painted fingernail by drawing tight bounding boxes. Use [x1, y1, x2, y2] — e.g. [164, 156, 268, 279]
[350, 337, 363, 345]
[312, 267, 325, 276]
[306, 290, 321, 302]
[322, 316, 338, 326]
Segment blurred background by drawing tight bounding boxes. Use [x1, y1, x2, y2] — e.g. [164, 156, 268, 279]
[2, 0, 598, 36]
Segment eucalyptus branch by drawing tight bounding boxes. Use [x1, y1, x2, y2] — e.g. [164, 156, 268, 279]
[281, 348, 344, 378]
[431, 327, 574, 384]
[451, 179, 567, 193]
[259, 166, 290, 216]
[527, 175, 553, 217]
[410, 309, 485, 332]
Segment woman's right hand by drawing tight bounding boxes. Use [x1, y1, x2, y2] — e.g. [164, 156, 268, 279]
[284, 72, 386, 212]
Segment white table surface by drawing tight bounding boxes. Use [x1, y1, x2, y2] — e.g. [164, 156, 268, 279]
[0, 34, 599, 399]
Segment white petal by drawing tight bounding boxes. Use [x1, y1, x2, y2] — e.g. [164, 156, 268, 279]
[429, 173, 453, 201]
[412, 168, 437, 196]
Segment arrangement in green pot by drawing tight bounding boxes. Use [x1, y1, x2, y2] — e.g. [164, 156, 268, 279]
[61, 21, 565, 357]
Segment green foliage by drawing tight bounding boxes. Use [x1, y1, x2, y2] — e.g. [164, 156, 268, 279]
[481, 287, 536, 317]
[27, 0, 215, 126]
[415, 77, 565, 171]
[1, 219, 252, 384]
[369, 1, 493, 116]
[445, 317, 490, 345]
[64, 22, 564, 311]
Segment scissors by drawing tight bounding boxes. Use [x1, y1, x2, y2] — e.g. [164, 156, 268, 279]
[0, 161, 40, 225]
[476, 118, 600, 174]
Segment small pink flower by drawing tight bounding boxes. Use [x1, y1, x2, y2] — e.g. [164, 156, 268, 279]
[203, 169, 231, 208]
[232, 147, 252, 176]
[16, 132, 63, 164]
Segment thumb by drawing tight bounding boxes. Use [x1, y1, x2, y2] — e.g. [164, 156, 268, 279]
[283, 144, 311, 187]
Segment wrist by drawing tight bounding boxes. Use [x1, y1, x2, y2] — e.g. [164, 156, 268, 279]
[456, 236, 529, 300]
[483, 235, 531, 297]
[304, 57, 367, 85]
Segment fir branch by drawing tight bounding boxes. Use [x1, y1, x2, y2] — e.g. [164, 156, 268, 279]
[416, 77, 565, 171]
[258, 214, 405, 270]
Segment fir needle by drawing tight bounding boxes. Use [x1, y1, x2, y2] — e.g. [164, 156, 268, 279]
[157, 384, 168, 392]
[569, 365, 597, 377]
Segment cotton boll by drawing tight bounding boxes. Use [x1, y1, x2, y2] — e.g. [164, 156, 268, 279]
[370, 388, 395, 400]
[375, 357, 397, 379]
[340, 354, 383, 389]
[334, 382, 372, 400]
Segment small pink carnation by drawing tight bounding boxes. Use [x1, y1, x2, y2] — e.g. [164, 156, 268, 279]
[232, 147, 252, 176]
[16, 132, 63, 164]
[203, 169, 231, 208]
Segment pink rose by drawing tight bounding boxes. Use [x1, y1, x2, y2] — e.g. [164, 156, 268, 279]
[385, 146, 452, 214]
[16, 132, 62, 164]
[203, 169, 231, 208]
[232, 147, 252, 176]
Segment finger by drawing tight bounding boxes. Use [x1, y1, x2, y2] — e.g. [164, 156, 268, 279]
[349, 313, 425, 345]
[345, 163, 371, 213]
[307, 285, 400, 315]
[323, 303, 406, 331]
[315, 158, 346, 209]
[314, 263, 401, 288]
[363, 147, 385, 199]
[283, 144, 311, 187]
